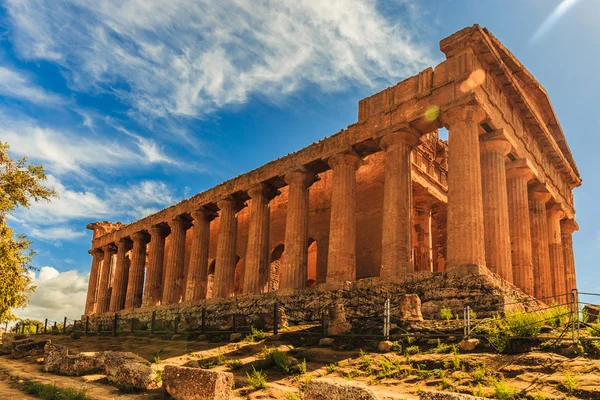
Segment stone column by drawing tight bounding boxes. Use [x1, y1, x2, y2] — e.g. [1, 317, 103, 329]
[547, 208, 566, 302]
[281, 169, 314, 289]
[480, 133, 512, 282]
[213, 196, 239, 298]
[143, 225, 166, 307]
[561, 219, 578, 293]
[379, 129, 420, 277]
[184, 208, 214, 301]
[326, 152, 362, 284]
[97, 244, 116, 313]
[442, 105, 487, 270]
[162, 216, 187, 304]
[244, 183, 274, 295]
[84, 249, 103, 315]
[124, 232, 149, 310]
[109, 238, 131, 312]
[506, 161, 534, 296]
[413, 198, 433, 272]
[529, 188, 552, 301]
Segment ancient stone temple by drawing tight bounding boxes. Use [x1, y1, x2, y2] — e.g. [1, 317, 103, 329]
[83, 25, 580, 319]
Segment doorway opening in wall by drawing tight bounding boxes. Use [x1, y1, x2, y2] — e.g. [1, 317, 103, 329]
[233, 255, 243, 295]
[269, 244, 285, 291]
[206, 259, 215, 299]
[307, 239, 317, 287]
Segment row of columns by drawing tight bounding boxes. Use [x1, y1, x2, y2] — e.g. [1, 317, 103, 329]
[84, 104, 578, 315]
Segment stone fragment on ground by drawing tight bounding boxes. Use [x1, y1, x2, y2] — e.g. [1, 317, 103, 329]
[419, 390, 491, 399]
[162, 365, 234, 400]
[12, 339, 49, 359]
[458, 338, 479, 352]
[43, 343, 99, 376]
[319, 338, 334, 347]
[398, 294, 424, 321]
[98, 351, 155, 390]
[0, 334, 29, 354]
[304, 377, 380, 400]
[378, 340, 393, 352]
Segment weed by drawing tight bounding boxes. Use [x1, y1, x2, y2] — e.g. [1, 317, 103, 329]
[216, 350, 226, 366]
[487, 311, 544, 353]
[472, 365, 488, 383]
[21, 380, 92, 400]
[378, 357, 395, 379]
[470, 309, 478, 320]
[391, 341, 402, 352]
[227, 359, 243, 370]
[153, 370, 163, 383]
[432, 339, 453, 354]
[345, 368, 360, 380]
[264, 348, 304, 374]
[247, 367, 267, 390]
[531, 391, 548, 400]
[285, 392, 301, 400]
[562, 371, 578, 393]
[491, 378, 517, 400]
[405, 345, 420, 355]
[452, 350, 461, 370]
[70, 330, 82, 340]
[245, 327, 267, 343]
[473, 383, 485, 397]
[326, 362, 338, 374]
[545, 303, 570, 328]
[439, 370, 453, 391]
[440, 307, 454, 321]
[152, 354, 161, 364]
[300, 374, 313, 392]
[359, 349, 373, 370]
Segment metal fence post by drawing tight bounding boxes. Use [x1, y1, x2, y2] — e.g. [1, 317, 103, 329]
[63, 317, 67, 335]
[573, 288, 580, 340]
[53, 321, 57, 333]
[321, 312, 327, 337]
[383, 298, 390, 340]
[273, 302, 279, 336]
[571, 290, 576, 342]
[151, 311, 156, 333]
[174, 316, 179, 334]
[21, 323, 25, 334]
[201, 308, 206, 334]
[113, 314, 118, 335]
[130, 318, 134, 333]
[44, 319, 48, 334]
[36, 324, 39, 335]
[232, 313, 237, 333]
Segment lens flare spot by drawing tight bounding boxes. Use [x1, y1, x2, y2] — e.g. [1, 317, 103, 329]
[460, 69, 486, 93]
[424, 105, 440, 121]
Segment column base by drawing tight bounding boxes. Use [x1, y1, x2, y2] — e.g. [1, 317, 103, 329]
[445, 263, 491, 278]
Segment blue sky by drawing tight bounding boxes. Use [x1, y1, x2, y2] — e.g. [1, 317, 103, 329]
[1, 0, 598, 321]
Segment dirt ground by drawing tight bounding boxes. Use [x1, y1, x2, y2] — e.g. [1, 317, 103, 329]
[2, 332, 599, 399]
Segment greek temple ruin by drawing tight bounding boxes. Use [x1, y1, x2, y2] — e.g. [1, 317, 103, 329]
[83, 25, 580, 319]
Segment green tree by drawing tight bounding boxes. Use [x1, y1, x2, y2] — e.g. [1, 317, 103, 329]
[0, 142, 56, 322]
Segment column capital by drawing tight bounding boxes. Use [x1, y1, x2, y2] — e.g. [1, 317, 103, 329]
[168, 215, 186, 230]
[148, 224, 166, 237]
[480, 131, 511, 156]
[191, 207, 217, 222]
[131, 231, 150, 244]
[248, 182, 280, 200]
[441, 104, 486, 128]
[116, 238, 132, 251]
[561, 218, 579, 234]
[90, 248, 104, 258]
[530, 187, 552, 203]
[506, 160, 534, 181]
[328, 152, 362, 170]
[284, 168, 312, 185]
[101, 243, 116, 253]
[547, 206, 565, 220]
[379, 128, 421, 150]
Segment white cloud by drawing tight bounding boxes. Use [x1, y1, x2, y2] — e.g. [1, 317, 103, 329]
[12, 267, 88, 323]
[0, 66, 63, 104]
[1, 116, 176, 174]
[28, 226, 87, 242]
[5, 0, 431, 119]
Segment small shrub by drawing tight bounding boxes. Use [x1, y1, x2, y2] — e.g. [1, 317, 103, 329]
[285, 392, 301, 400]
[300, 374, 314, 392]
[491, 379, 517, 400]
[531, 391, 548, 400]
[562, 371, 578, 393]
[438, 370, 453, 390]
[378, 358, 395, 379]
[154, 370, 163, 383]
[432, 339, 453, 354]
[70, 330, 82, 340]
[487, 311, 543, 353]
[247, 367, 267, 390]
[472, 365, 488, 383]
[152, 355, 161, 364]
[440, 307, 454, 321]
[359, 349, 373, 370]
[245, 327, 267, 343]
[469, 309, 478, 320]
[227, 359, 243, 370]
[391, 341, 402, 352]
[452, 349, 461, 370]
[264, 348, 304, 374]
[473, 383, 485, 397]
[405, 345, 420, 355]
[326, 362, 338, 373]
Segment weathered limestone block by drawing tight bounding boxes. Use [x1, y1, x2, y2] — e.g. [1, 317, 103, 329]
[162, 365, 234, 400]
[99, 351, 151, 376]
[0, 333, 27, 354]
[113, 362, 157, 391]
[377, 341, 393, 352]
[328, 301, 352, 335]
[304, 378, 380, 400]
[420, 391, 490, 400]
[458, 339, 480, 352]
[12, 339, 49, 359]
[4, 338, 34, 355]
[43, 343, 99, 376]
[398, 294, 423, 321]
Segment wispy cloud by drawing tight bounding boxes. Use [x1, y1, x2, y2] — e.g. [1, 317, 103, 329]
[530, 0, 583, 44]
[0, 66, 63, 104]
[5, 0, 431, 119]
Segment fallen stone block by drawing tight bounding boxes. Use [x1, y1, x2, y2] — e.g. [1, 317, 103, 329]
[377, 340, 393, 352]
[98, 351, 150, 376]
[229, 333, 243, 342]
[399, 294, 424, 321]
[163, 365, 234, 400]
[111, 362, 158, 391]
[0, 334, 28, 354]
[304, 378, 379, 400]
[43, 343, 99, 376]
[458, 338, 479, 352]
[419, 390, 491, 399]
[319, 338, 334, 347]
[12, 339, 49, 359]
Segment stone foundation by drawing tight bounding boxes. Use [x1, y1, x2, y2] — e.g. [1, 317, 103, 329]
[88, 267, 541, 333]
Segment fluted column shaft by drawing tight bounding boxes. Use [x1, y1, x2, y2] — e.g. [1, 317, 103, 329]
[380, 130, 420, 277]
[97, 244, 116, 313]
[547, 208, 566, 302]
[561, 219, 578, 292]
[529, 190, 552, 300]
[244, 184, 273, 294]
[213, 197, 239, 298]
[125, 232, 149, 309]
[162, 216, 187, 304]
[506, 162, 534, 295]
[281, 170, 313, 289]
[413, 199, 433, 272]
[480, 135, 512, 281]
[442, 105, 487, 269]
[109, 239, 130, 312]
[184, 209, 213, 301]
[327, 152, 362, 283]
[143, 225, 166, 307]
[84, 249, 103, 315]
